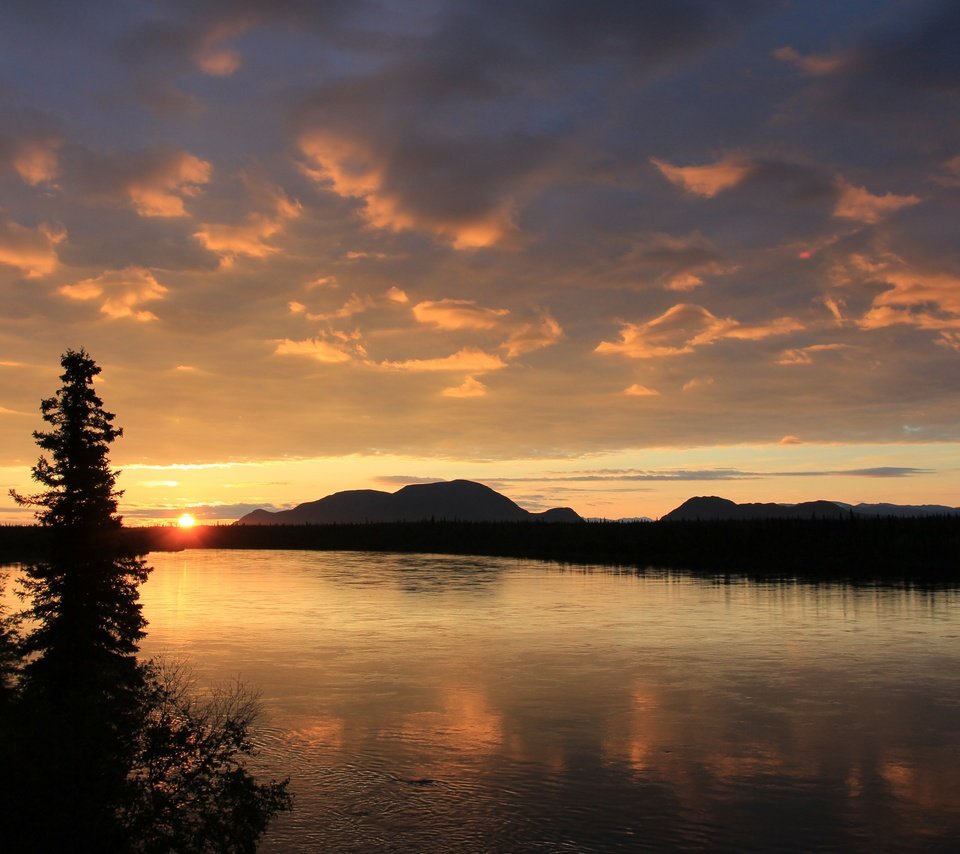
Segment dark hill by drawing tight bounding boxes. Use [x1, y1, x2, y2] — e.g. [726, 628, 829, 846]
[849, 502, 960, 517]
[236, 479, 583, 525]
[535, 507, 582, 523]
[662, 496, 848, 521]
[662, 496, 960, 521]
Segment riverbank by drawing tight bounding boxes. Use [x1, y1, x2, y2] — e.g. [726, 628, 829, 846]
[3, 517, 959, 582]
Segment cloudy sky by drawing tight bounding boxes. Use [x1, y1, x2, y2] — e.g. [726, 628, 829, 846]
[1, 0, 958, 523]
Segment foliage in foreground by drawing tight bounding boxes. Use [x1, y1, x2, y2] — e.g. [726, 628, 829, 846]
[122, 661, 293, 853]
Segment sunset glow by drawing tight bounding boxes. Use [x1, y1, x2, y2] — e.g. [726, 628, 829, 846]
[177, 514, 197, 529]
[0, 1, 957, 523]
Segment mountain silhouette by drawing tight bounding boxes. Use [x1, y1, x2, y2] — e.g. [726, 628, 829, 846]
[843, 502, 960, 518]
[236, 480, 583, 525]
[662, 495, 960, 521]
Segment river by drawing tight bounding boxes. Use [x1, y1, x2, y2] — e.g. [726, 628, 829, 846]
[8, 549, 960, 851]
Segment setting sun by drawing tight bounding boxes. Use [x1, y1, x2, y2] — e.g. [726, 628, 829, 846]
[177, 513, 197, 528]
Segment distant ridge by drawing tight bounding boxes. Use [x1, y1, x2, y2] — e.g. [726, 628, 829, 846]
[236, 480, 583, 525]
[662, 495, 960, 521]
[843, 502, 960, 518]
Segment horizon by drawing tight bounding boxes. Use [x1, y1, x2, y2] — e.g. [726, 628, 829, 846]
[1, 1, 958, 525]
[7, 473, 958, 528]
[132, 475, 960, 527]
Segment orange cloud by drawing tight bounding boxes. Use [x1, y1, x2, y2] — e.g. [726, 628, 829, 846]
[779, 435, 802, 445]
[274, 337, 354, 363]
[777, 343, 850, 365]
[0, 218, 65, 277]
[344, 250, 388, 260]
[302, 289, 409, 322]
[773, 46, 848, 76]
[12, 137, 60, 185]
[380, 347, 507, 373]
[411, 299, 562, 358]
[833, 181, 920, 223]
[622, 232, 739, 291]
[665, 267, 720, 291]
[937, 332, 960, 351]
[196, 185, 300, 262]
[502, 314, 563, 357]
[624, 384, 659, 397]
[873, 270, 960, 316]
[650, 156, 751, 198]
[59, 267, 168, 321]
[306, 293, 373, 322]
[596, 304, 800, 359]
[196, 216, 286, 258]
[937, 155, 960, 188]
[682, 376, 714, 392]
[829, 252, 885, 283]
[663, 260, 740, 292]
[196, 49, 241, 76]
[191, 17, 253, 77]
[413, 299, 510, 330]
[299, 129, 416, 240]
[822, 295, 845, 323]
[445, 218, 513, 250]
[127, 152, 211, 217]
[597, 305, 728, 358]
[724, 316, 804, 341]
[299, 131, 513, 248]
[442, 376, 488, 398]
[832, 253, 960, 339]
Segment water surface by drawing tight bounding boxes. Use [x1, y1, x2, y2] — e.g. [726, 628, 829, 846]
[25, 550, 960, 851]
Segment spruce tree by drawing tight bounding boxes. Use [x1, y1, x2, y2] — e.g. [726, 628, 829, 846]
[11, 348, 149, 689]
[5, 349, 291, 851]
[8, 348, 149, 848]
[16, 347, 124, 531]
[6, 349, 290, 851]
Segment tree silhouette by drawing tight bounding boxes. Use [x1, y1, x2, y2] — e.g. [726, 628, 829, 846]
[10, 350, 148, 753]
[13, 347, 124, 531]
[4, 349, 290, 851]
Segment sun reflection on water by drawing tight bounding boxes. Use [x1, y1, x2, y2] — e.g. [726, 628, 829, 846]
[133, 551, 960, 852]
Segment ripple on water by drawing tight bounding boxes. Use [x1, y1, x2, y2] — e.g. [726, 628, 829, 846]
[129, 551, 960, 853]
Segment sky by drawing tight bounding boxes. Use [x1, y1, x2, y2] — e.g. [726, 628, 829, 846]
[1, 0, 958, 524]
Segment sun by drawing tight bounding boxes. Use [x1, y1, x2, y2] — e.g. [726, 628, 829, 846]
[177, 513, 197, 528]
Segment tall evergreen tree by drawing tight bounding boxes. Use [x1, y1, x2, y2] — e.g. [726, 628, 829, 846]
[7, 349, 149, 848]
[4, 349, 291, 851]
[11, 348, 149, 692]
[15, 347, 124, 531]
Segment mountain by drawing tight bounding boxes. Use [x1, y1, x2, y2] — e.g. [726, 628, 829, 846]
[236, 480, 583, 525]
[661, 496, 847, 521]
[847, 502, 960, 518]
[661, 496, 960, 521]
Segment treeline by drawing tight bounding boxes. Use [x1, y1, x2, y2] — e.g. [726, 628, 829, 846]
[7, 516, 959, 582]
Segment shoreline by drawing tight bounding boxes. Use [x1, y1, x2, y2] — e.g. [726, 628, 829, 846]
[3, 517, 959, 583]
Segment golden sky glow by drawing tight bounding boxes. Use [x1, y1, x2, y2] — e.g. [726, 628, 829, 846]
[0, 1, 958, 523]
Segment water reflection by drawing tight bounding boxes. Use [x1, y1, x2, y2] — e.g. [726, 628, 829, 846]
[129, 551, 960, 852]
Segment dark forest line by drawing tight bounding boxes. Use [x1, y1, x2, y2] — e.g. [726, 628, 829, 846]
[3, 516, 959, 583]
